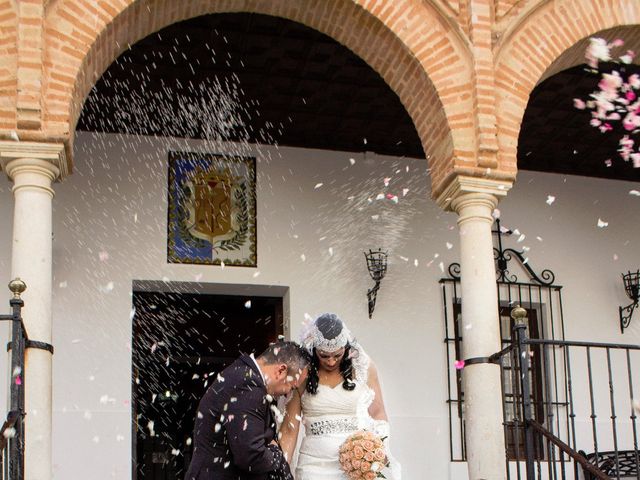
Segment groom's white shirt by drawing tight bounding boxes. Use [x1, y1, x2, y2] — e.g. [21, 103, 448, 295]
[249, 353, 266, 386]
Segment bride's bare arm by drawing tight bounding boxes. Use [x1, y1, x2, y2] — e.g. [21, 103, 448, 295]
[367, 361, 389, 421]
[278, 386, 303, 463]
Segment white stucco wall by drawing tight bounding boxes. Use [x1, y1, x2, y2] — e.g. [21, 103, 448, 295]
[0, 132, 638, 479]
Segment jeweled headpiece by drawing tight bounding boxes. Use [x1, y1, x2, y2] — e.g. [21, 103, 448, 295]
[300, 313, 352, 354]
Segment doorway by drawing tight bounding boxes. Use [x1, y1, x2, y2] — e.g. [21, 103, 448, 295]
[131, 282, 287, 479]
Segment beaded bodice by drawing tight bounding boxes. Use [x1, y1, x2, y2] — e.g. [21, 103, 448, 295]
[301, 381, 374, 435]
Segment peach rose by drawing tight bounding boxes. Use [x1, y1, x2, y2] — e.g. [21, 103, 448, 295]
[363, 440, 375, 452]
[365, 472, 376, 480]
[353, 446, 365, 459]
[364, 451, 374, 462]
[360, 461, 371, 472]
[374, 448, 386, 462]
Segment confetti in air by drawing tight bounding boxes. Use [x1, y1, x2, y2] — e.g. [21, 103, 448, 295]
[99, 281, 114, 293]
[574, 38, 640, 167]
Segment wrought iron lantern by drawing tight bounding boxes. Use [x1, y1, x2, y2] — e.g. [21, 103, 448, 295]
[364, 249, 388, 318]
[619, 270, 640, 333]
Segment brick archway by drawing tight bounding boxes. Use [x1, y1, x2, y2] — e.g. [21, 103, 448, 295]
[494, 0, 640, 171]
[41, 0, 473, 196]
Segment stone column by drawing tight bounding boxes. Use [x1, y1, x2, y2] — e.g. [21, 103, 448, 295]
[438, 176, 512, 480]
[0, 141, 67, 480]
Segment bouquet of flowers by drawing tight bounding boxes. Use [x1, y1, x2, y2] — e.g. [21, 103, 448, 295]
[338, 430, 389, 479]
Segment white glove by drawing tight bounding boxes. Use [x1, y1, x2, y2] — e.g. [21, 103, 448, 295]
[370, 420, 401, 479]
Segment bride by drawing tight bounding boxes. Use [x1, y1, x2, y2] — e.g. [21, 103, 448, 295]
[278, 313, 400, 479]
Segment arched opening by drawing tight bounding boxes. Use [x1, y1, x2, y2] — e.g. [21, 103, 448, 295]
[77, 13, 425, 159]
[519, 62, 640, 181]
[494, 1, 640, 171]
[518, 25, 640, 181]
[44, 0, 471, 195]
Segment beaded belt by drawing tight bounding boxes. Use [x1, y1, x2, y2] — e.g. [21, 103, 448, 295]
[308, 418, 359, 436]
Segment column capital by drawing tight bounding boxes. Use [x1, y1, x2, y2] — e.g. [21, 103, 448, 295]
[0, 141, 68, 181]
[435, 175, 513, 212]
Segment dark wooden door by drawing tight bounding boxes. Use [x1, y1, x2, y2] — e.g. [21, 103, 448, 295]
[131, 290, 284, 479]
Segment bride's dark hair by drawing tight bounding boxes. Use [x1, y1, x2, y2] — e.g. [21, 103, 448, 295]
[305, 314, 356, 395]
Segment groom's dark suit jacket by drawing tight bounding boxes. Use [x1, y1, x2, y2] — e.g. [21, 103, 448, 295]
[184, 355, 290, 480]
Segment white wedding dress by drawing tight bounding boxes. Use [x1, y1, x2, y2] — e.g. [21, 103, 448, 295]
[294, 350, 400, 480]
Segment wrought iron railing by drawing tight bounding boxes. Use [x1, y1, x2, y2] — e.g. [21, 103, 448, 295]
[0, 279, 27, 480]
[495, 306, 640, 480]
[443, 217, 567, 463]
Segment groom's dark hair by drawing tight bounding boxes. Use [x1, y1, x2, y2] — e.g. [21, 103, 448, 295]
[258, 341, 310, 374]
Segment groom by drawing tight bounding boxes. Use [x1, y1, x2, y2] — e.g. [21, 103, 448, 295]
[185, 341, 310, 480]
